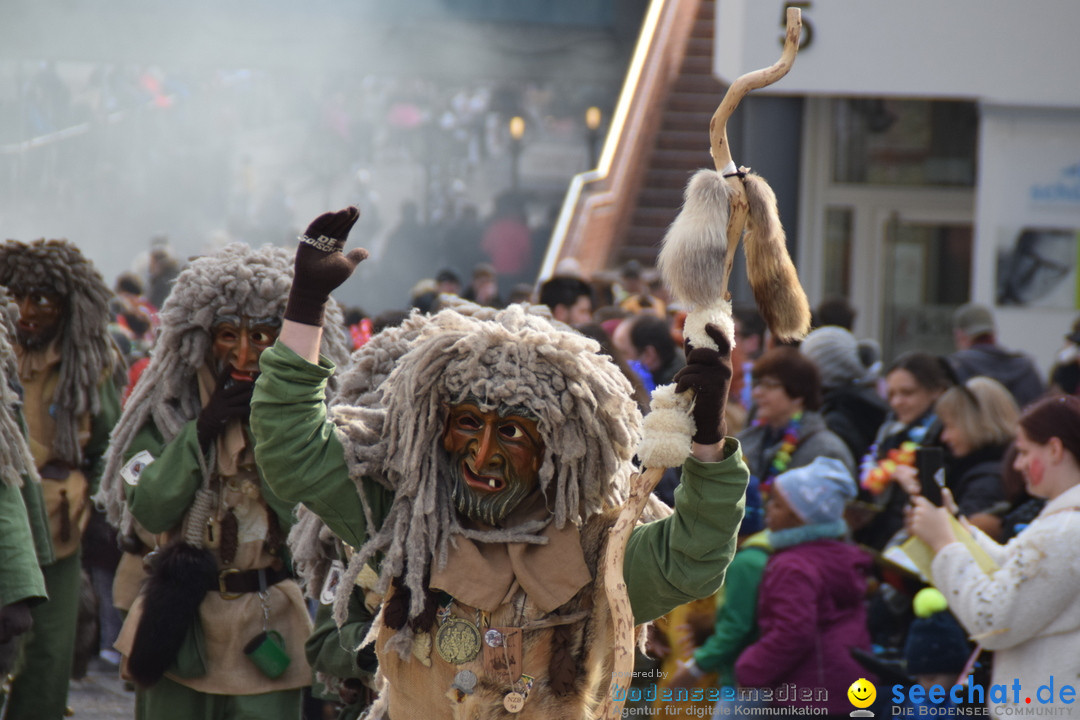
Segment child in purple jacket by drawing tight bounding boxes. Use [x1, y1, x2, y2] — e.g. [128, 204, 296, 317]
[735, 457, 875, 716]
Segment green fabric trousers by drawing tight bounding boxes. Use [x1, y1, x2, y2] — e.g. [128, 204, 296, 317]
[6, 551, 82, 720]
[136, 675, 303, 720]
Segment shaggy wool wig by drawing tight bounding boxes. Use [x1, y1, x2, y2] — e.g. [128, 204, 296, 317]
[0, 238, 117, 466]
[330, 303, 643, 624]
[292, 297, 551, 595]
[0, 287, 38, 487]
[96, 243, 351, 534]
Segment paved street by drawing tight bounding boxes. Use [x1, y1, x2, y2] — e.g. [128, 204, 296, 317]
[67, 658, 135, 720]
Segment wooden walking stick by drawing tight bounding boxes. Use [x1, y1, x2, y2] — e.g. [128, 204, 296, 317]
[601, 9, 807, 719]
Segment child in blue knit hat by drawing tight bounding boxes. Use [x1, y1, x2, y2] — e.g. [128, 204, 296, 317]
[734, 457, 876, 716]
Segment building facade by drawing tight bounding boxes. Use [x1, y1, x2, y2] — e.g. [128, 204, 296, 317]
[715, 0, 1080, 372]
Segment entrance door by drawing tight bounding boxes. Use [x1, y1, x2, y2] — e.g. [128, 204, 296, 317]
[880, 214, 973, 361]
[800, 97, 976, 364]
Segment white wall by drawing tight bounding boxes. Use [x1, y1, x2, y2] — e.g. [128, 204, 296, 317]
[975, 104, 1080, 376]
[716, 0, 1080, 108]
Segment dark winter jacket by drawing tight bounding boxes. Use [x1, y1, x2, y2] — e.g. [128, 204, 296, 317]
[945, 443, 1008, 518]
[949, 343, 1045, 409]
[820, 383, 889, 464]
[738, 410, 856, 481]
[735, 539, 874, 715]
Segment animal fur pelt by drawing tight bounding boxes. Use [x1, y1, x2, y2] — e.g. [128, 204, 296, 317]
[126, 541, 216, 687]
[657, 170, 734, 312]
[657, 168, 810, 345]
[742, 173, 810, 342]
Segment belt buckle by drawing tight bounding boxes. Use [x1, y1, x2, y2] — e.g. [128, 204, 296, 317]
[219, 568, 243, 600]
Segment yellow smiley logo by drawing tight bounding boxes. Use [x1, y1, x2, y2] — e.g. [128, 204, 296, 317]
[848, 678, 876, 709]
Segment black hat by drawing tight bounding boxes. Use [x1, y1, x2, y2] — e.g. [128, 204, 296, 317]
[904, 611, 970, 675]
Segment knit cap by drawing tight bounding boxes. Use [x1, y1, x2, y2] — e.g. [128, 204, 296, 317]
[904, 589, 970, 675]
[801, 326, 864, 390]
[774, 456, 856, 524]
[953, 303, 995, 337]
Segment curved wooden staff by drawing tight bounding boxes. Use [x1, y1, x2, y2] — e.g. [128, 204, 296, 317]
[711, 6, 803, 300]
[600, 10, 802, 720]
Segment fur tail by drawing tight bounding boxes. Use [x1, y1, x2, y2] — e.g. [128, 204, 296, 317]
[743, 173, 810, 342]
[127, 542, 216, 687]
[657, 169, 733, 310]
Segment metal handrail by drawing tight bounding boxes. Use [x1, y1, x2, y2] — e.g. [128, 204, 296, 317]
[538, 0, 699, 281]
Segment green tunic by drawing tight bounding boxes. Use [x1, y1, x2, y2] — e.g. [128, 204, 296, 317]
[6, 376, 120, 720]
[251, 341, 749, 624]
[306, 586, 378, 720]
[117, 415, 313, 701]
[122, 420, 296, 536]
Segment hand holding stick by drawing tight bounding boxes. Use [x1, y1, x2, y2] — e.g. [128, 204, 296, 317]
[601, 11, 804, 720]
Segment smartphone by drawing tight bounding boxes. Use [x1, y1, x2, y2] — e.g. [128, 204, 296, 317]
[915, 446, 945, 505]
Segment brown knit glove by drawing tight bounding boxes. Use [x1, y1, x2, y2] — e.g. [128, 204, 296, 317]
[673, 324, 733, 445]
[284, 207, 368, 327]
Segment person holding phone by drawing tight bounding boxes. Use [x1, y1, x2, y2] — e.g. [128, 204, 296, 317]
[854, 353, 953, 550]
[908, 394, 1080, 715]
[904, 377, 1018, 538]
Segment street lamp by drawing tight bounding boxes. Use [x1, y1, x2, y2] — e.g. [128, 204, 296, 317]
[585, 106, 602, 168]
[509, 115, 525, 191]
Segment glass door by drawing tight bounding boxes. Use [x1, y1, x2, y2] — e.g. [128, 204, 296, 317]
[880, 216, 973, 361]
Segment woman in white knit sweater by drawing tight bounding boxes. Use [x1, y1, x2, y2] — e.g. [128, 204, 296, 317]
[910, 395, 1080, 715]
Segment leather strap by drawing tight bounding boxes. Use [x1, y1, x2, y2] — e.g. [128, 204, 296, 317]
[211, 565, 291, 595]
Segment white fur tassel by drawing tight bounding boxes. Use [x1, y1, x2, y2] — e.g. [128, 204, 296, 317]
[657, 169, 734, 311]
[637, 384, 695, 469]
[682, 300, 735, 353]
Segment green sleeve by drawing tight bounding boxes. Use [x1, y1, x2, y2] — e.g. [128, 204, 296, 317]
[252, 341, 388, 550]
[306, 587, 378, 681]
[625, 438, 748, 623]
[0, 481, 48, 606]
[124, 420, 203, 534]
[693, 545, 769, 681]
[85, 377, 122, 496]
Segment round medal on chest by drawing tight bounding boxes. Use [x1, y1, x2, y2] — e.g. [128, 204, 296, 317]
[434, 617, 482, 665]
[503, 691, 525, 713]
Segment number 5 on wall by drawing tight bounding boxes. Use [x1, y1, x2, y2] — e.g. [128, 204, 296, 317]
[782, 1, 813, 50]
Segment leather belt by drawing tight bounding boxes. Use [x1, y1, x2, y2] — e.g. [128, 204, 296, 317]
[212, 566, 291, 599]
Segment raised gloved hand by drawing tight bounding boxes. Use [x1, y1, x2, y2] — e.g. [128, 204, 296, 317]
[284, 206, 369, 327]
[0, 599, 33, 643]
[196, 372, 255, 452]
[673, 323, 733, 445]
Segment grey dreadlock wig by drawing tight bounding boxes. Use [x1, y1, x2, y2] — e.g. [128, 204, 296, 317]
[95, 243, 351, 535]
[330, 303, 643, 625]
[291, 297, 552, 595]
[0, 287, 37, 487]
[0, 239, 117, 467]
